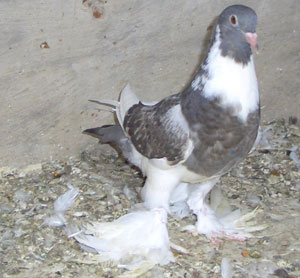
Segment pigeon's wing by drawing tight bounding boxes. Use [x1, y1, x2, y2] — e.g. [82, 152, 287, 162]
[123, 94, 192, 165]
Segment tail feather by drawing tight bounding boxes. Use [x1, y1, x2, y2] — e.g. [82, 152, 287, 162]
[88, 99, 119, 108]
[83, 125, 142, 167]
[83, 84, 143, 167]
[119, 84, 139, 125]
[83, 125, 125, 144]
[88, 84, 139, 129]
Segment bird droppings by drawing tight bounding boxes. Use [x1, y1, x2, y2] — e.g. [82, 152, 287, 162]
[1, 119, 300, 278]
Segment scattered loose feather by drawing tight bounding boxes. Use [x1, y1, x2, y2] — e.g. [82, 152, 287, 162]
[44, 186, 79, 227]
[289, 145, 300, 166]
[43, 212, 67, 227]
[221, 257, 233, 278]
[54, 186, 79, 213]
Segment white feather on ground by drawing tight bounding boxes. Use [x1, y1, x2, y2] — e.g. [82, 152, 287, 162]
[221, 257, 233, 278]
[44, 186, 79, 227]
[289, 145, 300, 165]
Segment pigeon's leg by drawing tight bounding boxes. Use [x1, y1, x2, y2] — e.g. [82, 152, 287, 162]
[185, 178, 266, 243]
[141, 162, 181, 211]
[186, 178, 221, 239]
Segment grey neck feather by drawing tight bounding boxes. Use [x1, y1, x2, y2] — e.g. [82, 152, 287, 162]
[218, 24, 252, 65]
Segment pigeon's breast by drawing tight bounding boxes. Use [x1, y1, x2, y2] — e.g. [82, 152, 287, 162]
[204, 55, 259, 123]
[181, 91, 260, 178]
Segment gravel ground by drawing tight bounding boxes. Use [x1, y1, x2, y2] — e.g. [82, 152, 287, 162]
[1, 118, 300, 278]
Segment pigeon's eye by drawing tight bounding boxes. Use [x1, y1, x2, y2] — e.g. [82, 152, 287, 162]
[230, 15, 238, 26]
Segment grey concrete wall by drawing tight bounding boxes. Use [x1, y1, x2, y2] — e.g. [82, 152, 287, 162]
[1, 0, 299, 167]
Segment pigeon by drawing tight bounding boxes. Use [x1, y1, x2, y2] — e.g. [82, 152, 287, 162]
[75, 4, 265, 270]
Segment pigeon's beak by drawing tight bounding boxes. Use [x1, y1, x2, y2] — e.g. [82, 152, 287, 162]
[245, 32, 258, 50]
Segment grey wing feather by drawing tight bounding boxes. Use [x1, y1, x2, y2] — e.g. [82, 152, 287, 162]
[123, 94, 190, 164]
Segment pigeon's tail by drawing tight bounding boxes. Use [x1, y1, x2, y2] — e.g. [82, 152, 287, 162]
[83, 125, 125, 144]
[83, 125, 131, 152]
[88, 84, 139, 129]
[84, 84, 142, 167]
[83, 125, 142, 168]
[118, 83, 139, 125]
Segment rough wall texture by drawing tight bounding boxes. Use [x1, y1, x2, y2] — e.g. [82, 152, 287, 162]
[1, 0, 299, 167]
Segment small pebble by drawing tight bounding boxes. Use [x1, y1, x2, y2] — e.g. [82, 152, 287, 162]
[249, 250, 261, 259]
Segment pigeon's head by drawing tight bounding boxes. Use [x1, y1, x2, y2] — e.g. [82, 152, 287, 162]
[217, 5, 258, 63]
